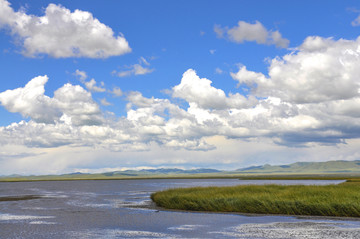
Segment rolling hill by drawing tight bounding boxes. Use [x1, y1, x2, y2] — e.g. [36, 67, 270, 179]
[236, 160, 360, 174]
[2, 160, 360, 181]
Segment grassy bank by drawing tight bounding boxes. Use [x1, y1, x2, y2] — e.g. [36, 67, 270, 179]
[151, 181, 360, 217]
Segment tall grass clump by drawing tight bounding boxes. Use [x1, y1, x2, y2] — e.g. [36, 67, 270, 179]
[151, 182, 360, 217]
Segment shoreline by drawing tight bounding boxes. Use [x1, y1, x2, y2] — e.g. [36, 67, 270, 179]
[1, 174, 359, 182]
[148, 205, 360, 221]
[138, 193, 360, 221]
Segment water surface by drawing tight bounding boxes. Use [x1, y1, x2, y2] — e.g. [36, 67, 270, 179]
[0, 179, 359, 238]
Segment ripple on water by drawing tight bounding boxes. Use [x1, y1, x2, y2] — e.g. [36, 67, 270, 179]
[210, 221, 360, 239]
[0, 213, 55, 224]
[168, 224, 207, 231]
[68, 229, 176, 239]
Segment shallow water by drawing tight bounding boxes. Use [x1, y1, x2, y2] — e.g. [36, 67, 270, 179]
[0, 179, 359, 238]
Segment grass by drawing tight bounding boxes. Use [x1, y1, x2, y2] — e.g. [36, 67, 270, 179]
[151, 181, 360, 217]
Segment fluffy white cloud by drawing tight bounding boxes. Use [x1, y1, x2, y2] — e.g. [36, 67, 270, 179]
[2, 58, 360, 153]
[0, 75, 59, 123]
[228, 35, 360, 146]
[172, 69, 257, 110]
[54, 83, 103, 126]
[231, 36, 360, 104]
[2, 39, 360, 174]
[0, 75, 103, 125]
[0, 0, 131, 58]
[215, 20, 289, 48]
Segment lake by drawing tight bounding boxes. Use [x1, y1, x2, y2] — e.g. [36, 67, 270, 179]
[1, 179, 359, 238]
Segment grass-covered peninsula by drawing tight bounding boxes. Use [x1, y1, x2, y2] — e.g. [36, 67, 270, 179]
[151, 180, 360, 217]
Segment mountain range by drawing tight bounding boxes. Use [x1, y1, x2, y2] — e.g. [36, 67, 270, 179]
[235, 160, 360, 174]
[2, 160, 360, 180]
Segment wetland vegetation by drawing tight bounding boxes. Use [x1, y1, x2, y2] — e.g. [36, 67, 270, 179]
[151, 180, 360, 217]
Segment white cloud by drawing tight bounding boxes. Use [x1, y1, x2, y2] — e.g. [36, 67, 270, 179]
[116, 64, 154, 77]
[231, 36, 360, 104]
[0, 0, 131, 58]
[227, 35, 360, 148]
[2, 37, 360, 174]
[75, 70, 106, 93]
[114, 57, 154, 77]
[54, 84, 103, 126]
[209, 49, 216, 54]
[0, 75, 103, 126]
[215, 20, 289, 48]
[100, 98, 112, 106]
[215, 67, 223, 74]
[84, 79, 106, 93]
[172, 69, 256, 110]
[213, 24, 224, 38]
[110, 87, 123, 97]
[75, 69, 88, 81]
[227, 21, 268, 44]
[0, 75, 59, 123]
[2, 63, 360, 152]
[133, 64, 154, 75]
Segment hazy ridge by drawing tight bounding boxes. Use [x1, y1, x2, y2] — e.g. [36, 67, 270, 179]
[2, 160, 360, 181]
[236, 160, 360, 174]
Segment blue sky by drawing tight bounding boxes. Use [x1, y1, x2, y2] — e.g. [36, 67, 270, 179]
[1, 0, 360, 175]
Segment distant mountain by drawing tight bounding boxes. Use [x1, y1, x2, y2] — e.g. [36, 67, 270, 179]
[140, 168, 221, 174]
[236, 160, 360, 174]
[3, 160, 360, 180]
[67, 172, 85, 175]
[100, 168, 221, 177]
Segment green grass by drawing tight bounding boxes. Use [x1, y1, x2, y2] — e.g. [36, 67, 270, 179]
[151, 181, 360, 217]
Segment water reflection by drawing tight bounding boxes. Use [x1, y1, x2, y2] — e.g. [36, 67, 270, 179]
[0, 179, 359, 238]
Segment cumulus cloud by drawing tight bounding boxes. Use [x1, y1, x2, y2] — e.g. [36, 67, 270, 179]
[172, 69, 256, 110]
[231, 36, 360, 104]
[0, 75, 59, 123]
[0, 0, 131, 58]
[227, 35, 360, 147]
[215, 20, 289, 48]
[0, 75, 219, 151]
[0, 75, 103, 125]
[2, 37, 360, 160]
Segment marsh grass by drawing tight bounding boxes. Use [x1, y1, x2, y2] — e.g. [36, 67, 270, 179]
[151, 182, 360, 217]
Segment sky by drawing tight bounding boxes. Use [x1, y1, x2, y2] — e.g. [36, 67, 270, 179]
[1, 0, 360, 175]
